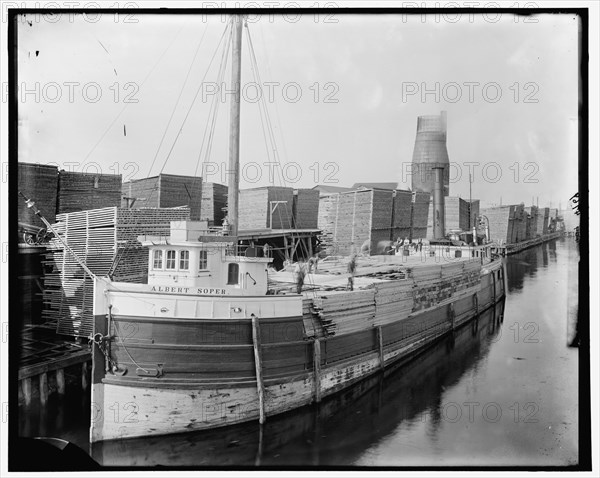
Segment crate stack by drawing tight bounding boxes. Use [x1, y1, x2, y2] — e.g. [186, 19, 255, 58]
[293, 189, 320, 229]
[57, 171, 122, 214]
[18, 162, 59, 227]
[123, 174, 202, 220]
[313, 289, 376, 336]
[200, 182, 228, 227]
[43, 206, 191, 337]
[238, 186, 295, 230]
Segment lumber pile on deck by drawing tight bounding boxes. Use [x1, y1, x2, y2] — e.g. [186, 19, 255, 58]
[200, 182, 228, 226]
[371, 280, 414, 326]
[57, 171, 122, 214]
[313, 289, 376, 336]
[18, 162, 59, 227]
[409, 260, 481, 311]
[302, 298, 327, 339]
[43, 206, 191, 337]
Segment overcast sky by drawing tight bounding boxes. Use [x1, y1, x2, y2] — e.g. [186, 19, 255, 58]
[17, 10, 580, 208]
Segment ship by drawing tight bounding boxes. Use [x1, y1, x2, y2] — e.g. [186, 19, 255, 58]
[21, 15, 507, 442]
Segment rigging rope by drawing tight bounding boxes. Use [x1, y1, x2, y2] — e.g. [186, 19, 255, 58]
[146, 22, 210, 177]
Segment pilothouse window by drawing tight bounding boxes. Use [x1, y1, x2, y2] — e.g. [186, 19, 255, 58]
[179, 250, 189, 270]
[227, 263, 239, 285]
[166, 250, 176, 270]
[153, 250, 163, 269]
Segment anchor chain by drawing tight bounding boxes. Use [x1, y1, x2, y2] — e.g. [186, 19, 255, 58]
[89, 333, 121, 373]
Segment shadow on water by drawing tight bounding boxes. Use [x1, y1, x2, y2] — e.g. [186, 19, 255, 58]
[91, 300, 505, 467]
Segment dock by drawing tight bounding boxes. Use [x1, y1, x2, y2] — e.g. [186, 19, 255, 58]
[18, 325, 90, 407]
[499, 231, 565, 256]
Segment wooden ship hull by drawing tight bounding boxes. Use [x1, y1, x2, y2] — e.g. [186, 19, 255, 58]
[90, 254, 506, 442]
[91, 298, 505, 466]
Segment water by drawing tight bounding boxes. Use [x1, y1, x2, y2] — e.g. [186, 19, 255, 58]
[18, 238, 580, 467]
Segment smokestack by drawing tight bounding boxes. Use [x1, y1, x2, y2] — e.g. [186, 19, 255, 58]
[411, 111, 450, 197]
[432, 166, 445, 239]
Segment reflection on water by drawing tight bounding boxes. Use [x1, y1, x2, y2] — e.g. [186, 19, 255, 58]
[18, 238, 580, 467]
[506, 240, 557, 292]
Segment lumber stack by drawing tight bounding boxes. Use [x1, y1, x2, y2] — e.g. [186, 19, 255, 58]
[480, 205, 515, 244]
[510, 204, 526, 243]
[123, 174, 202, 220]
[293, 188, 320, 229]
[18, 162, 59, 227]
[43, 206, 191, 337]
[535, 207, 549, 235]
[57, 171, 122, 214]
[426, 196, 475, 238]
[392, 189, 431, 240]
[444, 197, 470, 231]
[372, 280, 414, 326]
[302, 298, 327, 339]
[200, 182, 228, 226]
[122, 176, 160, 208]
[524, 206, 538, 239]
[408, 261, 481, 311]
[316, 188, 395, 256]
[238, 186, 294, 230]
[313, 289, 376, 335]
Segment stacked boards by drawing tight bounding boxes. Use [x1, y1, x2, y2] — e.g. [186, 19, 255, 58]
[393, 190, 430, 240]
[535, 207, 550, 235]
[18, 162, 59, 227]
[371, 280, 414, 326]
[238, 186, 295, 229]
[123, 174, 203, 220]
[480, 204, 526, 244]
[309, 258, 482, 338]
[293, 189, 320, 229]
[318, 188, 431, 256]
[43, 206, 191, 337]
[524, 206, 538, 239]
[200, 182, 228, 226]
[426, 196, 478, 238]
[313, 289, 376, 336]
[57, 171, 122, 214]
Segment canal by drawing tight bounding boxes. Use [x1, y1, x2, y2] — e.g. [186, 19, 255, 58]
[18, 237, 580, 467]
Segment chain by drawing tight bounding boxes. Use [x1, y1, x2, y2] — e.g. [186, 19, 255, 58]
[89, 333, 119, 372]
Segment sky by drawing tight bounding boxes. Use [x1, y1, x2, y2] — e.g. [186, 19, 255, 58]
[15, 9, 581, 208]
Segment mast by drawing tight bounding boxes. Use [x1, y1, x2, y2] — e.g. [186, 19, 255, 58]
[227, 14, 243, 237]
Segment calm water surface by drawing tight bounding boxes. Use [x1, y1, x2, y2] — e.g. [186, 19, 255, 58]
[19, 238, 580, 467]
